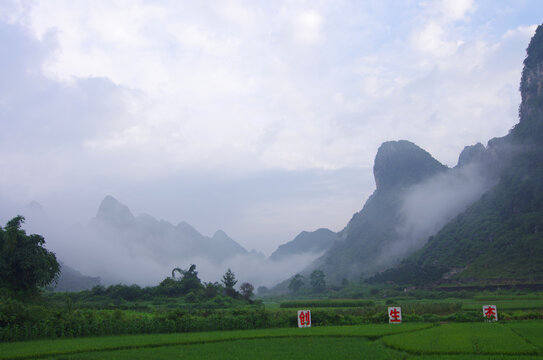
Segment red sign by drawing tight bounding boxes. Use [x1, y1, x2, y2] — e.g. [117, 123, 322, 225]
[297, 310, 311, 328]
[483, 305, 498, 321]
[388, 307, 402, 323]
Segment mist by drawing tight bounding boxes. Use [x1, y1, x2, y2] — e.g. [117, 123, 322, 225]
[385, 161, 496, 265]
[8, 201, 323, 289]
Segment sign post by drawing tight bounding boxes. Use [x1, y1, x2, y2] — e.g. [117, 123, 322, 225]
[483, 305, 498, 321]
[297, 310, 311, 328]
[388, 307, 402, 323]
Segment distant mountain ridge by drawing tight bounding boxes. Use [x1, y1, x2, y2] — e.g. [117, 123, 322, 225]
[91, 196, 249, 264]
[49, 263, 101, 292]
[270, 228, 337, 262]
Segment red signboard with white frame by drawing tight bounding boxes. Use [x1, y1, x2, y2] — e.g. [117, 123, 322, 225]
[483, 305, 498, 321]
[297, 310, 311, 328]
[388, 307, 402, 323]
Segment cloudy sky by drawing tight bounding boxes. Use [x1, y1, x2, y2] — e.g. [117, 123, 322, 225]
[0, 0, 541, 256]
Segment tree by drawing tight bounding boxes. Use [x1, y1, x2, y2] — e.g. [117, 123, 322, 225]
[175, 264, 202, 294]
[221, 268, 237, 289]
[257, 286, 268, 295]
[310, 270, 326, 292]
[0, 216, 60, 293]
[239, 282, 254, 300]
[160, 264, 202, 296]
[288, 274, 305, 293]
[222, 268, 238, 297]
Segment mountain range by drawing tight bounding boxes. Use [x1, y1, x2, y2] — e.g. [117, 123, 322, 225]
[305, 24, 543, 287]
[90, 195, 249, 265]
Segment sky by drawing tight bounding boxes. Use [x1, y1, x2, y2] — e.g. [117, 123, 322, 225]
[0, 0, 542, 258]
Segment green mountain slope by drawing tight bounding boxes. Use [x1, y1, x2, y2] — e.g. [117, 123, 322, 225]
[311, 140, 451, 283]
[369, 24, 543, 286]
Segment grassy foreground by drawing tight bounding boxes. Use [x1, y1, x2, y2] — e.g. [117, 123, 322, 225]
[1, 321, 543, 359]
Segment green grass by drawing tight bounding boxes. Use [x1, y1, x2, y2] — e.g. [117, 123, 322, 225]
[48, 337, 405, 360]
[410, 355, 543, 359]
[0, 324, 431, 360]
[507, 322, 543, 349]
[382, 323, 539, 355]
[4, 321, 543, 359]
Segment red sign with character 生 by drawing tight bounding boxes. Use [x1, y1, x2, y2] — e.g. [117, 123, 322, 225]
[388, 307, 402, 323]
[297, 310, 311, 328]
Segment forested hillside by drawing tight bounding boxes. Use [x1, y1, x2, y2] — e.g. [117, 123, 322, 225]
[370, 25, 543, 285]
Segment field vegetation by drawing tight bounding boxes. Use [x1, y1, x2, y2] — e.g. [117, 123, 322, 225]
[1, 322, 543, 359]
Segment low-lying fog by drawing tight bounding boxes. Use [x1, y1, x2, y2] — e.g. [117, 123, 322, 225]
[5, 201, 326, 289]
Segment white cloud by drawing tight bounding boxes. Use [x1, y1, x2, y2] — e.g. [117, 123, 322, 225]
[438, 0, 476, 21]
[8, 0, 530, 173]
[504, 24, 538, 40]
[412, 21, 463, 57]
[292, 10, 324, 45]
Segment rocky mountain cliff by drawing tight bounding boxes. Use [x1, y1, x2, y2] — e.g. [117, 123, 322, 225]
[369, 24, 543, 286]
[307, 140, 493, 283]
[373, 140, 448, 190]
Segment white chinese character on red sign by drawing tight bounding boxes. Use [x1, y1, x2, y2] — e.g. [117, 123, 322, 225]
[483, 305, 498, 321]
[388, 307, 402, 323]
[297, 310, 311, 328]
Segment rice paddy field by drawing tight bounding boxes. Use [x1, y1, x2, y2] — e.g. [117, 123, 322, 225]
[2, 321, 543, 359]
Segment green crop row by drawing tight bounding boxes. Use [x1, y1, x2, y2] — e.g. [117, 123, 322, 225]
[30, 337, 405, 360]
[3, 322, 543, 360]
[382, 322, 542, 355]
[0, 324, 431, 360]
[279, 299, 375, 308]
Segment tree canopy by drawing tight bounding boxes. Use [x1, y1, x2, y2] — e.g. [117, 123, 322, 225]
[160, 264, 203, 296]
[0, 216, 60, 293]
[239, 282, 254, 300]
[221, 268, 237, 289]
[310, 270, 326, 292]
[288, 274, 305, 293]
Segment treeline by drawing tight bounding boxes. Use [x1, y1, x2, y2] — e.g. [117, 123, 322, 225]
[39, 265, 256, 310]
[44, 283, 246, 311]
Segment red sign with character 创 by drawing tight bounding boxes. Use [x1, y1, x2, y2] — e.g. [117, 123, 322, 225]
[388, 307, 402, 323]
[297, 310, 311, 328]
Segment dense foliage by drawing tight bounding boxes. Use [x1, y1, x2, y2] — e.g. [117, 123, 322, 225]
[0, 216, 60, 294]
[310, 270, 326, 292]
[288, 274, 305, 293]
